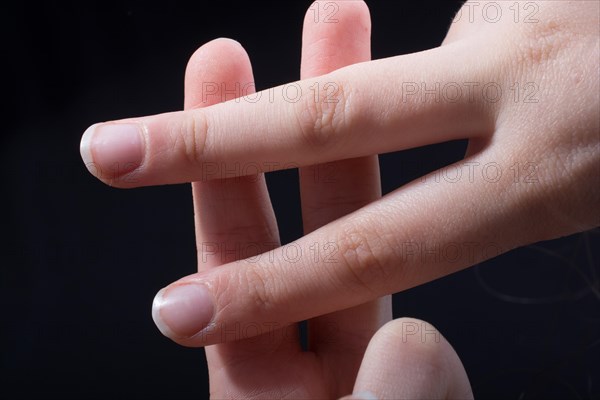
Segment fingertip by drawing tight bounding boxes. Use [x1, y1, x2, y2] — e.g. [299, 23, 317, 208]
[184, 37, 254, 109]
[211, 37, 244, 48]
[198, 37, 248, 59]
[151, 287, 175, 339]
[185, 37, 250, 74]
[151, 283, 216, 345]
[301, 0, 371, 78]
[354, 318, 473, 399]
[79, 122, 146, 187]
[343, 0, 371, 30]
[303, 0, 371, 28]
[80, 123, 96, 172]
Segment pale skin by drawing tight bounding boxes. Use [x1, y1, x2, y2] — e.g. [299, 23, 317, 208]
[178, 3, 471, 398]
[80, 1, 599, 398]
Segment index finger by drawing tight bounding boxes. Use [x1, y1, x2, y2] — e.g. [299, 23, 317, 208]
[80, 45, 493, 188]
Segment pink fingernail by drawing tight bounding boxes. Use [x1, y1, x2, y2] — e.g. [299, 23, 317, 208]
[80, 123, 144, 178]
[353, 391, 379, 400]
[152, 284, 215, 339]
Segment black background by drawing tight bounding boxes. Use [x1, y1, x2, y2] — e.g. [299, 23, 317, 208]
[3, 1, 599, 399]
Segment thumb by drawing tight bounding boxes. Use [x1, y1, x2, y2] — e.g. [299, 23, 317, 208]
[350, 318, 473, 400]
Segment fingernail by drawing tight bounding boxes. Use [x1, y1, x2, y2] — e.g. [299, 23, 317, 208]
[352, 391, 379, 400]
[80, 123, 144, 178]
[152, 284, 215, 339]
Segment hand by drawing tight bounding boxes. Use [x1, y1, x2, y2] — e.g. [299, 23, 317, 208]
[162, 3, 472, 398]
[178, 3, 392, 397]
[80, 0, 599, 352]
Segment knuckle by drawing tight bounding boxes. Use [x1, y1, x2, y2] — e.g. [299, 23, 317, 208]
[334, 224, 393, 294]
[168, 111, 208, 166]
[516, 32, 563, 68]
[210, 271, 236, 314]
[210, 264, 276, 321]
[511, 18, 574, 73]
[295, 77, 351, 150]
[239, 265, 276, 314]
